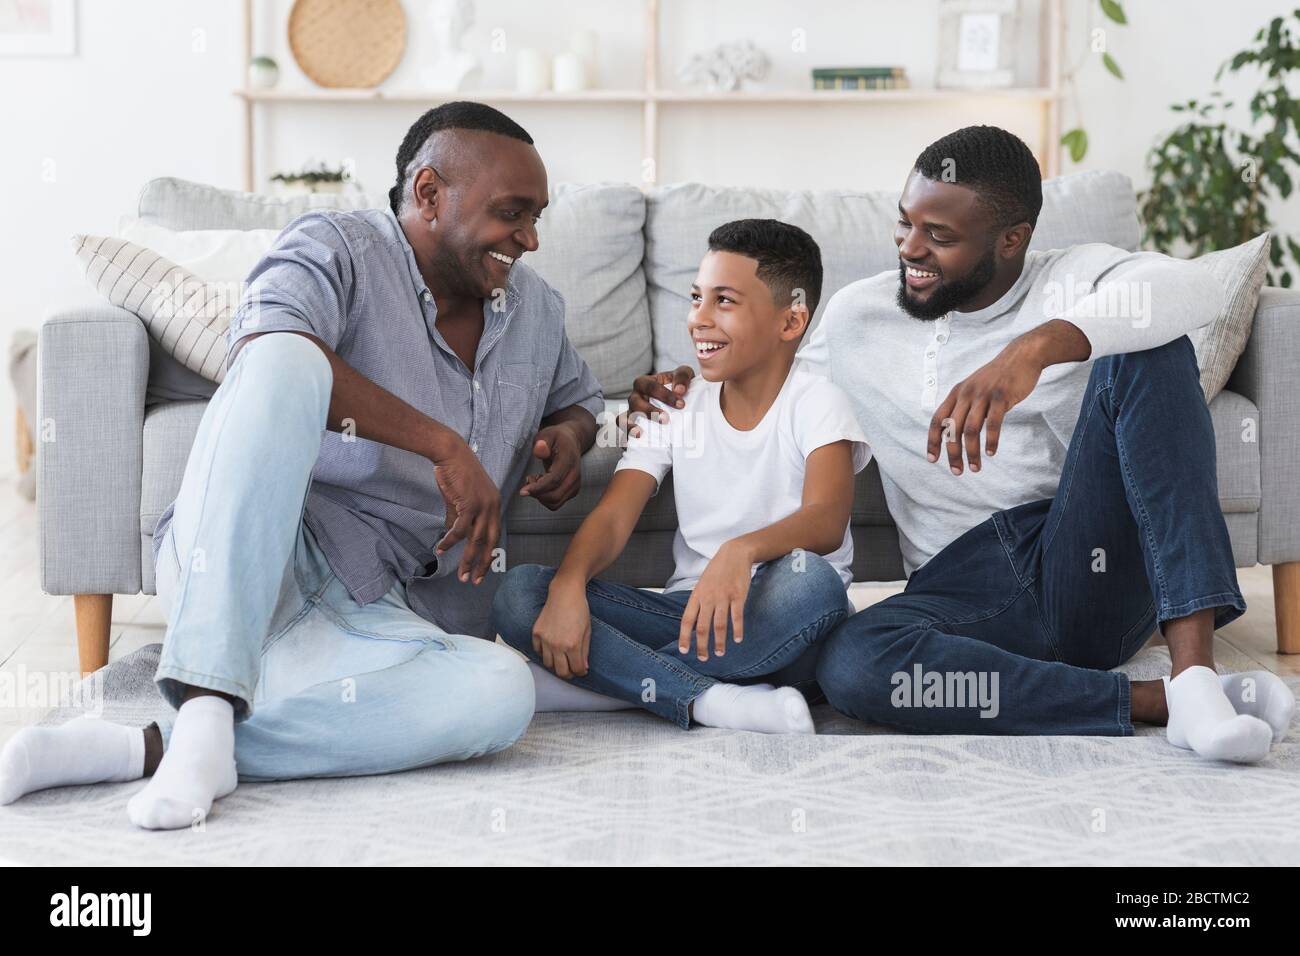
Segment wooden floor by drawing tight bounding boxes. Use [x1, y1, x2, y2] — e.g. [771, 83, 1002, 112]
[1, 486, 1296, 747]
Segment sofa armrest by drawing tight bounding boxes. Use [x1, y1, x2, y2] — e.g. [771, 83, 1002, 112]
[38, 305, 149, 594]
[1226, 286, 1300, 565]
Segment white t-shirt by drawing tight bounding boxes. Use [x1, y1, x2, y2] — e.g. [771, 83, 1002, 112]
[615, 360, 872, 592]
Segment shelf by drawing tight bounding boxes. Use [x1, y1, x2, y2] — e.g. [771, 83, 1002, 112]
[235, 88, 650, 103]
[236, 0, 1065, 188]
[236, 86, 1058, 105]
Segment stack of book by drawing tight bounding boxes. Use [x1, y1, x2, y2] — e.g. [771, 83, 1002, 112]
[812, 67, 910, 91]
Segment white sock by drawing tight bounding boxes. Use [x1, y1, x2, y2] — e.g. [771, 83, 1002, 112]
[1220, 671, 1296, 744]
[527, 662, 634, 712]
[1163, 666, 1273, 763]
[0, 717, 145, 805]
[692, 682, 815, 735]
[127, 695, 237, 830]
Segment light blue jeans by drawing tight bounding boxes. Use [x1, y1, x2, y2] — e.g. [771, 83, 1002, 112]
[152, 332, 535, 781]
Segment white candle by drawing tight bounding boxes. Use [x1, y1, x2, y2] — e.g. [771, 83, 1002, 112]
[516, 48, 549, 95]
[569, 29, 599, 87]
[552, 52, 586, 93]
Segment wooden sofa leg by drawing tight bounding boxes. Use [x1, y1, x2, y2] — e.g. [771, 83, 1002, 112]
[1274, 562, 1300, 655]
[74, 594, 112, 676]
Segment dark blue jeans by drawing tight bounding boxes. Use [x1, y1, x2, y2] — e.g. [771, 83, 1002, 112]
[815, 335, 1246, 736]
[492, 552, 853, 728]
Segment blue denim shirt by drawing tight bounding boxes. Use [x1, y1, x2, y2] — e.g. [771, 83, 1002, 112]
[154, 206, 603, 638]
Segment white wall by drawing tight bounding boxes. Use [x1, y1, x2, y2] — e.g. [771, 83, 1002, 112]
[0, 0, 1294, 481]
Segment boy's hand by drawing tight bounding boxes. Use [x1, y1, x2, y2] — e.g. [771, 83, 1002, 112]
[519, 423, 583, 510]
[534, 575, 592, 678]
[679, 540, 752, 662]
[621, 366, 695, 439]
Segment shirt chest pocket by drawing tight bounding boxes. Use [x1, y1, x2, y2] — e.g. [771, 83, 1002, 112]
[495, 363, 544, 450]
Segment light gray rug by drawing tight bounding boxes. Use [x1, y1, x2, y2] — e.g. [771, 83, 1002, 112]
[2, 640, 1298, 865]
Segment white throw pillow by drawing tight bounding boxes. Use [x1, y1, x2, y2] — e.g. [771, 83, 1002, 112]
[72, 234, 232, 382]
[1189, 233, 1271, 402]
[117, 217, 279, 283]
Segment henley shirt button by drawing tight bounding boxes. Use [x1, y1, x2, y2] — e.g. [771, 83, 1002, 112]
[937, 334, 948, 343]
[474, 380, 480, 390]
[925, 376, 936, 386]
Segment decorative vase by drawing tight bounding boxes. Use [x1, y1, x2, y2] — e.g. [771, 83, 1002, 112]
[249, 56, 279, 90]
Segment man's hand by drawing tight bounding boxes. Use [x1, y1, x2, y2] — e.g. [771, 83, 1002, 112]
[678, 540, 753, 662]
[926, 319, 1090, 474]
[430, 433, 501, 585]
[622, 365, 695, 439]
[534, 574, 592, 678]
[519, 423, 583, 510]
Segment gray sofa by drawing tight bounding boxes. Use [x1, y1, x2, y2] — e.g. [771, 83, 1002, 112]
[39, 173, 1300, 674]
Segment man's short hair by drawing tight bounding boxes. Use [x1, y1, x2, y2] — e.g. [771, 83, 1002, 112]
[706, 219, 824, 324]
[913, 125, 1043, 231]
[388, 101, 534, 215]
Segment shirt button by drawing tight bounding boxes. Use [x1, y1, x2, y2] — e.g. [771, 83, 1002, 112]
[474, 380, 480, 390]
[925, 376, 936, 386]
[937, 333, 948, 343]
[422, 291, 432, 302]
[471, 442, 479, 454]
[926, 348, 936, 358]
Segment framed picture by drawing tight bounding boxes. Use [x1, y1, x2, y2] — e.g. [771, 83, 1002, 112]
[0, 0, 77, 57]
[937, 0, 1019, 89]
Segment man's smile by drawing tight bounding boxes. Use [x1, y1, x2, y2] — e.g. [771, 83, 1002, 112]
[903, 263, 940, 291]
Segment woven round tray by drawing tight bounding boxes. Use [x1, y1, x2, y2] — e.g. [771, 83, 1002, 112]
[288, 0, 407, 89]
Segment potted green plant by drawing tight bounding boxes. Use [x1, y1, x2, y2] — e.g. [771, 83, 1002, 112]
[268, 161, 355, 197]
[1140, 11, 1300, 286]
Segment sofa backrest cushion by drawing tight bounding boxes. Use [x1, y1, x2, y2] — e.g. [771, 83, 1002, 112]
[524, 183, 652, 399]
[137, 177, 378, 231]
[135, 178, 651, 398]
[644, 170, 1142, 372]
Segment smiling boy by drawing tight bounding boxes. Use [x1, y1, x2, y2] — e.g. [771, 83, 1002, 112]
[492, 220, 869, 733]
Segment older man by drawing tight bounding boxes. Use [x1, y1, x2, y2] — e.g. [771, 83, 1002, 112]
[0, 102, 602, 827]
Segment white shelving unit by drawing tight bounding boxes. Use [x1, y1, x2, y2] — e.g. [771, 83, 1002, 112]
[237, 0, 1064, 190]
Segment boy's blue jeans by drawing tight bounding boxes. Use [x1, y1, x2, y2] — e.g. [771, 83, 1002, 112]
[492, 553, 853, 728]
[151, 333, 535, 781]
[812, 335, 1246, 736]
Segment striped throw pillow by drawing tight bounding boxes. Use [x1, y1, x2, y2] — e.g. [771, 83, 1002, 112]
[1190, 233, 1271, 402]
[71, 234, 232, 382]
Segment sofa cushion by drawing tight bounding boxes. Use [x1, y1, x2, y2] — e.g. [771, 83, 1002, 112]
[72, 235, 232, 382]
[1188, 233, 1271, 401]
[140, 400, 207, 539]
[133, 177, 651, 399]
[1209, 388, 1262, 514]
[137, 177, 376, 231]
[644, 170, 1142, 372]
[524, 183, 652, 398]
[139, 383, 1259, 591]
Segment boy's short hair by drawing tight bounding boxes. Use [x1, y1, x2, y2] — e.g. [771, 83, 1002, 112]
[706, 219, 824, 328]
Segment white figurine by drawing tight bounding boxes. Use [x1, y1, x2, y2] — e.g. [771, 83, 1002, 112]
[420, 0, 481, 92]
[678, 39, 770, 93]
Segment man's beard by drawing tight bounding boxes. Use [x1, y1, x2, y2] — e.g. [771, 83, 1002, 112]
[896, 247, 998, 321]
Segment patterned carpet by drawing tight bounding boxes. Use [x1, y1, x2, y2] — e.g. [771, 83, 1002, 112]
[2, 641, 1298, 865]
